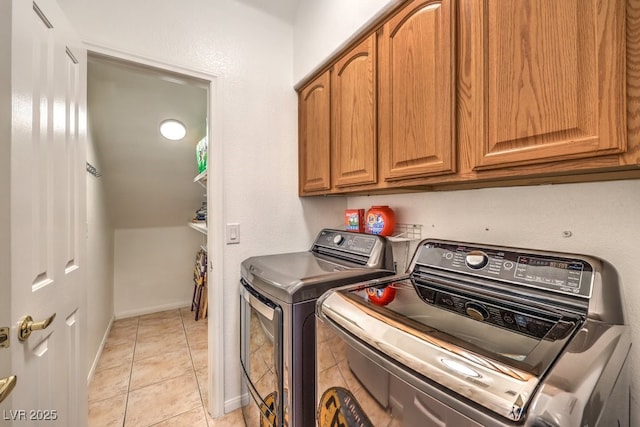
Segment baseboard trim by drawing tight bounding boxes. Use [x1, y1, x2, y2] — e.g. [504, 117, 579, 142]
[224, 394, 247, 414]
[87, 315, 115, 386]
[115, 300, 192, 319]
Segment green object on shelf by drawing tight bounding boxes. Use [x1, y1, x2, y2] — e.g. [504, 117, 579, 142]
[196, 136, 208, 173]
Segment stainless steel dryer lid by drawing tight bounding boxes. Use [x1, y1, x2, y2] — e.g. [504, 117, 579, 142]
[240, 229, 394, 304]
[241, 251, 392, 304]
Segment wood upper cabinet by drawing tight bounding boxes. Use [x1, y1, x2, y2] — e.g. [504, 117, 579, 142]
[332, 34, 377, 188]
[297, 0, 636, 195]
[299, 71, 331, 194]
[467, 0, 627, 170]
[378, 0, 456, 182]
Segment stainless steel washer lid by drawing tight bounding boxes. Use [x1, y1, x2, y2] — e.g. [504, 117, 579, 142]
[241, 251, 392, 304]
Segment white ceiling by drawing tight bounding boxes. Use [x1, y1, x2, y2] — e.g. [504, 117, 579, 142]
[87, 54, 208, 229]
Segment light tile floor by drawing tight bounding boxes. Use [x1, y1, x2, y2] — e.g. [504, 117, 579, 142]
[88, 307, 245, 427]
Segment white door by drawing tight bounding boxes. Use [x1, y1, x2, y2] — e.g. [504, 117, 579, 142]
[0, 0, 87, 425]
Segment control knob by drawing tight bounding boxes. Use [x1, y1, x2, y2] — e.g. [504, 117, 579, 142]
[465, 302, 489, 321]
[465, 251, 489, 270]
[333, 234, 344, 245]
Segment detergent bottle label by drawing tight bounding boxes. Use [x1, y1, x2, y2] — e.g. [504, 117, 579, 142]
[367, 213, 384, 235]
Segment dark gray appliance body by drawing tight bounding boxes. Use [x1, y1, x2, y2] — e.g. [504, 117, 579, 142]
[316, 239, 631, 427]
[239, 229, 394, 427]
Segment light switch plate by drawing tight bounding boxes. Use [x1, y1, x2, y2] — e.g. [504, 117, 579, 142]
[225, 223, 240, 244]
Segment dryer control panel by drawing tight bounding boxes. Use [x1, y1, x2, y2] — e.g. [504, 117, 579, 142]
[314, 229, 379, 256]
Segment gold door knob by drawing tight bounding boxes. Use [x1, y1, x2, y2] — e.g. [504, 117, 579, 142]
[0, 376, 17, 404]
[18, 313, 56, 341]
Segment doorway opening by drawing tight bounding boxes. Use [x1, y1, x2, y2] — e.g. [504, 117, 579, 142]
[85, 48, 224, 420]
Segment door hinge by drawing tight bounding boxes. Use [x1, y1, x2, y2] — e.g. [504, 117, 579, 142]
[0, 327, 9, 348]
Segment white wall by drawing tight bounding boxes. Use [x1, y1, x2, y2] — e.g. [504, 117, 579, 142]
[113, 226, 204, 317]
[293, 0, 401, 82]
[57, 0, 347, 410]
[85, 125, 115, 380]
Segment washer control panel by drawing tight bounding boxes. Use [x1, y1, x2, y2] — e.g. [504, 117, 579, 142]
[415, 242, 594, 299]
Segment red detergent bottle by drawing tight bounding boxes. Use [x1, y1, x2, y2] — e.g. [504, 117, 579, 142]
[365, 206, 396, 236]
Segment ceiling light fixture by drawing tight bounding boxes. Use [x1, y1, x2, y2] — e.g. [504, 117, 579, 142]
[160, 119, 186, 141]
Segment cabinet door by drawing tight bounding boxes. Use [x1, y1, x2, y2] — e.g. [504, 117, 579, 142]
[471, 0, 626, 170]
[379, 0, 456, 182]
[332, 34, 377, 188]
[299, 71, 331, 194]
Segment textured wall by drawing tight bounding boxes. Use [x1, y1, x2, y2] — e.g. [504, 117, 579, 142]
[113, 226, 202, 317]
[293, 0, 401, 82]
[85, 126, 115, 380]
[58, 0, 347, 412]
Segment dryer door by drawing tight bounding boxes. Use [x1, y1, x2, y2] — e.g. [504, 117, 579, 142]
[240, 279, 283, 427]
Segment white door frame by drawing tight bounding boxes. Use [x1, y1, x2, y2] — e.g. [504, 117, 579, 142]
[82, 42, 225, 419]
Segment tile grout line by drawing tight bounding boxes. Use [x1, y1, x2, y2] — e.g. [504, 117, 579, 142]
[183, 308, 212, 427]
[91, 310, 208, 427]
[135, 309, 205, 427]
[146, 311, 195, 427]
[121, 317, 139, 427]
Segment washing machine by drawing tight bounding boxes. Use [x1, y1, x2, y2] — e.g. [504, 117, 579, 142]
[316, 239, 631, 426]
